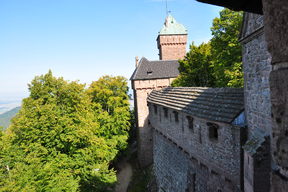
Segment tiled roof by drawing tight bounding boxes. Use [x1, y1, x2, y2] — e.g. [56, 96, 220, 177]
[148, 87, 244, 124]
[130, 57, 179, 80]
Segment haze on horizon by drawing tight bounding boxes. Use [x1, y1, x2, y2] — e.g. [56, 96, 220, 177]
[0, 0, 222, 105]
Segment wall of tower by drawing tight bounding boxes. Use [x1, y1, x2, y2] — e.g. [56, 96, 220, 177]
[241, 13, 272, 138]
[132, 78, 175, 167]
[241, 13, 272, 192]
[158, 35, 187, 60]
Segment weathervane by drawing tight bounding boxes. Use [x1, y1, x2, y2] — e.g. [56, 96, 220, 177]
[165, 0, 171, 16]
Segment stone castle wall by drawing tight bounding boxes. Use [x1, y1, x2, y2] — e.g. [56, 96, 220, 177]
[157, 35, 187, 60]
[149, 104, 244, 192]
[241, 13, 272, 138]
[241, 13, 272, 192]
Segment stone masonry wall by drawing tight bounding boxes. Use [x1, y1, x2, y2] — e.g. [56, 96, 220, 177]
[132, 78, 175, 167]
[158, 35, 187, 60]
[149, 105, 243, 192]
[241, 13, 272, 192]
[262, 1, 288, 190]
[241, 13, 272, 138]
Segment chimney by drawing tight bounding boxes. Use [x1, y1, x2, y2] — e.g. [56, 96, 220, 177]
[135, 56, 139, 68]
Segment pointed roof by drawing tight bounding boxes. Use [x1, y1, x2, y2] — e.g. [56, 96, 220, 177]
[130, 57, 179, 80]
[159, 14, 188, 35]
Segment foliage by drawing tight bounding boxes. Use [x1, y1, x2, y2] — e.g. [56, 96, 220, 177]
[210, 8, 243, 87]
[0, 71, 131, 191]
[87, 75, 131, 151]
[173, 8, 243, 88]
[172, 42, 215, 87]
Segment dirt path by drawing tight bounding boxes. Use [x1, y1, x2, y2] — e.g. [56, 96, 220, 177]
[115, 159, 133, 192]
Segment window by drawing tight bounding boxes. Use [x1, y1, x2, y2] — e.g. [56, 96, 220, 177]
[154, 105, 157, 114]
[186, 173, 196, 192]
[173, 111, 179, 123]
[187, 116, 194, 132]
[199, 127, 202, 144]
[207, 122, 219, 141]
[163, 107, 168, 118]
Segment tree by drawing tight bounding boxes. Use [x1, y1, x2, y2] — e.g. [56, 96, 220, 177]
[172, 8, 243, 88]
[172, 42, 215, 87]
[87, 76, 131, 152]
[210, 8, 243, 87]
[0, 71, 131, 191]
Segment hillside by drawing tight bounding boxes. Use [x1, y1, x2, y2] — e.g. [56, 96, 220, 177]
[0, 106, 20, 130]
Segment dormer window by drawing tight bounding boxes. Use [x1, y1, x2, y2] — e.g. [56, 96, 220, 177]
[173, 111, 179, 123]
[147, 70, 153, 75]
[207, 122, 219, 141]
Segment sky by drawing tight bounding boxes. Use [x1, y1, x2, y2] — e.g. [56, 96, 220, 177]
[0, 0, 222, 104]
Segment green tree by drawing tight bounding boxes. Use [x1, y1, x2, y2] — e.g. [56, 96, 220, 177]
[210, 8, 243, 87]
[87, 76, 131, 151]
[173, 8, 243, 88]
[172, 42, 215, 87]
[0, 71, 131, 191]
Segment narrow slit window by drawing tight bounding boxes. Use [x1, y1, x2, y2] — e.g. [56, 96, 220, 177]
[187, 116, 194, 132]
[163, 107, 168, 118]
[173, 111, 179, 123]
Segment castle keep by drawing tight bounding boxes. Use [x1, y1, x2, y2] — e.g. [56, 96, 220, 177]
[157, 15, 188, 60]
[130, 14, 187, 167]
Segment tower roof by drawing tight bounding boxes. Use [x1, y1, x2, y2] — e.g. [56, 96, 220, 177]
[130, 57, 179, 80]
[159, 14, 188, 35]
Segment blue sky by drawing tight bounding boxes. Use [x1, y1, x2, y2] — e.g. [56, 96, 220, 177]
[0, 0, 222, 102]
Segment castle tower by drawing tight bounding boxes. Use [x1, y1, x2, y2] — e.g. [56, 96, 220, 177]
[157, 14, 188, 60]
[130, 15, 187, 168]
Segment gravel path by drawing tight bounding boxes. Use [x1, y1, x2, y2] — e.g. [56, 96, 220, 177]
[115, 159, 133, 192]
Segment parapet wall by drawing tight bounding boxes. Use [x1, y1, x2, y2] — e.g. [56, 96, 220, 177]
[149, 104, 244, 192]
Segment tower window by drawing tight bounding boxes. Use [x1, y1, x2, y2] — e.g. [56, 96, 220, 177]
[207, 122, 219, 141]
[173, 111, 179, 123]
[187, 116, 194, 132]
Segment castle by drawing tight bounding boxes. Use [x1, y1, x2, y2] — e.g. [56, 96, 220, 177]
[132, 0, 288, 190]
[130, 14, 187, 167]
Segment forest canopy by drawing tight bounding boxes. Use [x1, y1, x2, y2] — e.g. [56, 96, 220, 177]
[0, 71, 131, 192]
